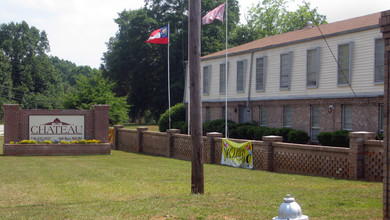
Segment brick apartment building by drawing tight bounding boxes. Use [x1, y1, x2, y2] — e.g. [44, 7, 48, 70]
[184, 12, 385, 142]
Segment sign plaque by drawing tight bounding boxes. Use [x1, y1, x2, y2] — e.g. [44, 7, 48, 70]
[29, 115, 85, 142]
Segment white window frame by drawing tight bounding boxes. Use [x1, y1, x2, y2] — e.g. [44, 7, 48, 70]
[337, 42, 354, 86]
[380, 104, 384, 133]
[374, 38, 385, 84]
[256, 56, 267, 91]
[306, 47, 321, 88]
[283, 105, 292, 127]
[260, 106, 267, 126]
[236, 60, 247, 93]
[219, 62, 229, 94]
[342, 105, 353, 131]
[311, 105, 320, 141]
[203, 65, 212, 95]
[205, 107, 211, 122]
[280, 52, 293, 90]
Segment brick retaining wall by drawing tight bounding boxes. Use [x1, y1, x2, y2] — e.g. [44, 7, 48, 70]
[115, 126, 383, 182]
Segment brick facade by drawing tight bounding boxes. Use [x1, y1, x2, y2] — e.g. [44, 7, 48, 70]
[199, 96, 383, 138]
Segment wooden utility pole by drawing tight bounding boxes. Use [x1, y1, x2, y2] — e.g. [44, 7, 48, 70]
[381, 10, 390, 219]
[188, 0, 204, 194]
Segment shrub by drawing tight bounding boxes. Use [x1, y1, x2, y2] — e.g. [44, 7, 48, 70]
[287, 130, 309, 144]
[158, 103, 186, 132]
[203, 119, 237, 137]
[237, 125, 256, 140]
[263, 128, 278, 137]
[252, 126, 269, 140]
[275, 127, 293, 142]
[332, 130, 349, 147]
[317, 132, 333, 146]
[377, 132, 384, 140]
[173, 121, 188, 134]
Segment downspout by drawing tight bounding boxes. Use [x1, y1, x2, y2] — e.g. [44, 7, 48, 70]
[246, 51, 254, 122]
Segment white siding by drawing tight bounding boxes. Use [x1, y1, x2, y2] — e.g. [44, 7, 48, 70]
[184, 28, 383, 103]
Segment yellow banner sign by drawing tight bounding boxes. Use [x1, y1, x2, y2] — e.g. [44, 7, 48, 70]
[221, 138, 253, 169]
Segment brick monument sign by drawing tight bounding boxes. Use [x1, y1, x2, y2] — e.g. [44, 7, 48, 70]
[3, 104, 111, 156]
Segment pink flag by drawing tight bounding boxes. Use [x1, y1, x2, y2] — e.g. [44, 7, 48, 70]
[202, 3, 226, 25]
[145, 26, 169, 44]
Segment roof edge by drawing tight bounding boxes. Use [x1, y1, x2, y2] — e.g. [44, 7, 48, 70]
[201, 24, 379, 61]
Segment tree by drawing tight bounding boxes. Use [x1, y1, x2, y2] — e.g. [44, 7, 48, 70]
[102, 0, 241, 122]
[0, 21, 63, 109]
[0, 49, 13, 118]
[230, 0, 327, 46]
[62, 70, 129, 125]
[200, 0, 240, 55]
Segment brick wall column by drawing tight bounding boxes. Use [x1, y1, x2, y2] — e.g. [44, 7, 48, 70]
[136, 127, 148, 153]
[167, 129, 180, 157]
[113, 125, 123, 150]
[381, 9, 390, 219]
[3, 104, 20, 143]
[92, 105, 110, 143]
[262, 136, 283, 171]
[206, 132, 223, 164]
[349, 132, 376, 180]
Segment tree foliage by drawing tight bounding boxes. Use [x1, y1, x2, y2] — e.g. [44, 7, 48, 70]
[230, 0, 327, 46]
[102, 0, 241, 122]
[63, 70, 129, 125]
[0, 21, 63, 109]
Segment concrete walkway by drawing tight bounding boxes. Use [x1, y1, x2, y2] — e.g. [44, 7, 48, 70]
[0, 125, 3, 136]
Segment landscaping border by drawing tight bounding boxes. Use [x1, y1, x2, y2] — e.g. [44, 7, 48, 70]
[3, 143, 111, 156]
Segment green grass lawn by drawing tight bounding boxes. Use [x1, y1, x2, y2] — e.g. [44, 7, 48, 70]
[0, 146, 382, 219]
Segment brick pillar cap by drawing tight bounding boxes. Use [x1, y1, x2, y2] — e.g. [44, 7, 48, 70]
[207, 132, 223, 137]
[137, 127, 149, 131]
[3, 104, 20, 108]
[92, 105, 110, 110]
[262, 135, 283, 142]
[349, 131, 376, 138]
[167, 129, 180, 134]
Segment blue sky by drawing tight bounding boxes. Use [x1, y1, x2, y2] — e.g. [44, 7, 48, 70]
[0, 0, 388, 68]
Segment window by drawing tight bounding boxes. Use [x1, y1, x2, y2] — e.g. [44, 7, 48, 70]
[256, 57, 267, 91]
[260, 106, 267, 126]
[342, 105, 353, 130]
[380, 104, 384, 133]
[221, 106, 226, 119]
[311, 105, 320, 141]
[307, 48, 321, 88]
[283, 105, 292, 127]
[236, 60, 247, 92]
[239, 106, 248, 123]
[375, 38, 385, 83]
[219, 62, 227, 94]
[203, 65, 211, 95]
[280, 52, 292, 89]
[338, 42, 354, 86]
[205, 107, 211, 122]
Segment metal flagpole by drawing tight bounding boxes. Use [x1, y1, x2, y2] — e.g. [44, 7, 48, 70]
[225, 1, 228, 138]
[168, 23, 171, 130]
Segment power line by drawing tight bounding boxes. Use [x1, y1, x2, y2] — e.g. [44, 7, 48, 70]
[303, 1, 380, 138]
